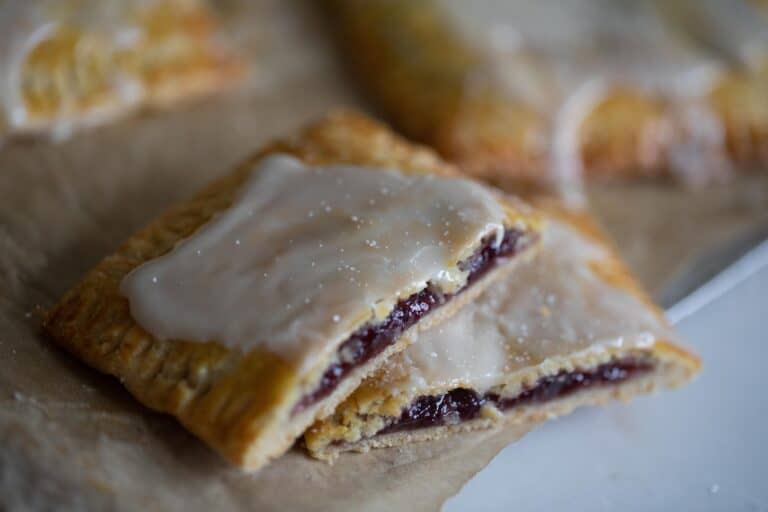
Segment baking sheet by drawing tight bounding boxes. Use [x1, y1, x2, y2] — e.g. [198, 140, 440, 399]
[0, 1, 766, 510]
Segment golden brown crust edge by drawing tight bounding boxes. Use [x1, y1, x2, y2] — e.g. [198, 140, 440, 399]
[43, 110, 539, 470]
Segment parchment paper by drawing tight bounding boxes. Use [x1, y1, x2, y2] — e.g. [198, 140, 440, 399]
[0, 2, 536, 510]
[0, 1, 766, 510]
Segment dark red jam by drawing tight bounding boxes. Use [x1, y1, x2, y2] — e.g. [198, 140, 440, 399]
[377, 358, 654, 434]
[293, 228, 528, 414]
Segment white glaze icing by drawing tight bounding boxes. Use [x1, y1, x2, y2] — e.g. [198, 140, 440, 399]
[374, 217, 675, 395]
[121, 154, 509, 370]
[548, 77, 605, 207]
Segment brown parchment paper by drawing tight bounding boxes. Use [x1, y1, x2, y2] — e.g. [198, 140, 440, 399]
[0, 2, 535, 511]
[0, 1, 766, 511]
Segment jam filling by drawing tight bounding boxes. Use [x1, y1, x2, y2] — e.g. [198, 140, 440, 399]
[377, 358, 654, 435]
[293, 228, 527, 414]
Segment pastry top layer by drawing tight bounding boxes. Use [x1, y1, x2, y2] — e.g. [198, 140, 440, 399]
[359, 212, 683, 398]
[43, 110, 539, 469]
[121, 152, 510, 372]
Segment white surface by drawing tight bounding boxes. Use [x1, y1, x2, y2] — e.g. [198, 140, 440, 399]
[445, 241, 768, 512]
[667, 237, 768, 324]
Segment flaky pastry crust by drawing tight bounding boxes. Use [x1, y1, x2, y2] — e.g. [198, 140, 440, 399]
[44, 110, 540, 470]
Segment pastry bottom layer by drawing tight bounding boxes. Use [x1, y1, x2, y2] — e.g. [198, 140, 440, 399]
[377, 357, 653, 435]
[293, 228, 529, 414]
